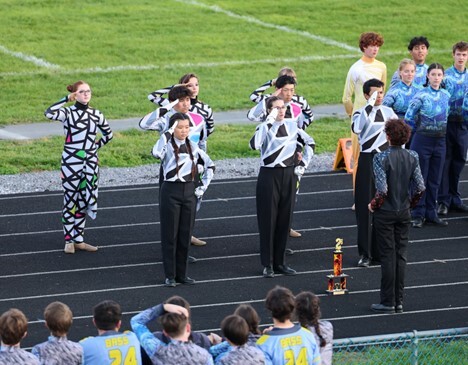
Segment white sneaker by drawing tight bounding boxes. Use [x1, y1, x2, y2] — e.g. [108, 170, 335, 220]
[191, 236, 206, 246]
[64, 243, 75, 254]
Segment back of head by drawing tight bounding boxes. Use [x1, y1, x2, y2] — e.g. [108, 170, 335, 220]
[93, 300, 121, 331]
[265, 286, 295, 323]
[221, 315, 249, 346]
[168, 85, 192, 102]
[234, 304, 261, 335]
[275, 75, 296, 89]
[160, 312, 188, 338]
[363, 78, 384, 95]
[359, 32, 384, 51]
[0, 308, 28, 345]
[294, 291, 321, 328]
[44, 301, 73, 337]
[408, 36, 430, 51]
[385, 119, 411, 146]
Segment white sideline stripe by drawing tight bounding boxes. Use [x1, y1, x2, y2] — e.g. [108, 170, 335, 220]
[2, 250, 467, 280]
[0, 44, 60, 69]
[0, 172, 346, 200]
[0, 189, 353, 218]
[1, 212, 467, 239]
[5, 272, 465, 306]
[0, 49, 452, 78]
[173, 0, 359, 52]
[0, 129, 29, 140]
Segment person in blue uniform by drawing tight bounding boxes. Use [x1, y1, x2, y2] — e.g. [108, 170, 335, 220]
[405, 63, 451, 228]
[369, 119, 425, 314]
[438, 41, 468, 215]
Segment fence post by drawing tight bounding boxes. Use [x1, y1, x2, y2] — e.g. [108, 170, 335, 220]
[411, 330, 418, 365]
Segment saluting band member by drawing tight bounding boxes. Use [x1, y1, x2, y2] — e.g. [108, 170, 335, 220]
[152, 113, 214, 287]
[250, 96, 315, 278]
[45, 81, 113, 254]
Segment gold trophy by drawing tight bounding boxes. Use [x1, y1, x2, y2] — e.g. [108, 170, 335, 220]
[326, 238, 349, 295]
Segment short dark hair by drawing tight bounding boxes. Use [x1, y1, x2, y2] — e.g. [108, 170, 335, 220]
[452, 41, 468, 54]
[44, 301, 73, 336]
[221, 315, 249, 346]
[0, 308, 28, 345]
[363, 79, 385, 96]
[234, 304, 261, 335]
[168, 112, 190, 129]
[384, 119, 411, 146]
[265, 286, 295, 322]
[160, 312, 187, 338]
[275, 75, 296, 89]
[359, 32, 384, 52]
[93, 300, 122, 331]
[408, 36, 430, 51]
[424, 63, 445, 87]
[168, 85, 192, 102]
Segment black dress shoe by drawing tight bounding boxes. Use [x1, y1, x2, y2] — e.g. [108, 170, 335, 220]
[273, 265, 297, 275]
[371, 303, 395, 313]
[263, 266, 274, 278]
[164, 278, 177, 287]
[188, 256, 197, 263]
[451, 203, 468, 213]
[411, 217, 424, 228]
[396, 304, 403, 313]
[176, 277, 195, 285]
[437, 203, 448, 216]
[285, 248, 294, 256]
[357, 256, 370, 267]
[426, 217, 448, 226]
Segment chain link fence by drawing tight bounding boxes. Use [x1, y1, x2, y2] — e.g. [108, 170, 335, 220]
[332, 327, 468, 364]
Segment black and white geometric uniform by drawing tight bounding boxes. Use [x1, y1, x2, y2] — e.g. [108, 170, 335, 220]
[249, 118, 315, 168]
[148, 85, 215, 137]
[140, 106, 208, 152]
[45, 97, 113, 243]
[152, 131, 214, 186]
[248, 79, 314, 129]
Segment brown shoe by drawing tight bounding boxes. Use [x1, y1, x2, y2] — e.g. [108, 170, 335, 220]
[74, 242, 98, 252]
[289, 229, 302, 238]
[64, 243, 75, 254]
[191, 236, 206, 246]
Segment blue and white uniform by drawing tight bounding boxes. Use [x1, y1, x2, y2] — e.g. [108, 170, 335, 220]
[32, 335, 83, 364]
[383, 81, 423, 118]
[80, 330, 142, 365]
[256, 325, 321, 365]
[0, 345, 40, 365]
[131, 304, 213, 365]
[390, 63, 428, 88]
[438, 65, 468, 209]
[405, 86, 450, 221]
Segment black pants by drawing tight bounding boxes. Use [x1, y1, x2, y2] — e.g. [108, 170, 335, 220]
[374, 209, 410, 306]
[354, 152, 379, 260]
[256, 166, 296, 268]
[160, 181, 196, 280]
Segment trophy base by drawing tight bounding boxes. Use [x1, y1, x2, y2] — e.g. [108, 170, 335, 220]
[326, 274, 349, 295]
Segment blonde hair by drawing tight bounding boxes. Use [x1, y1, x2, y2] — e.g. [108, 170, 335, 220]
[399, 58, 416, 71]
[278, 67, 296, 79]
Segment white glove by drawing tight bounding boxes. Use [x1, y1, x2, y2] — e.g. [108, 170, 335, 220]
[294, 166, 305, 177]
[268, 107, 279, 120]
[168, 120, 179, 134]
[367, 91, 378, 107]
[194, 186, 205, 198]
[166, 98, 179, 110]
[197, 164, 204, 174]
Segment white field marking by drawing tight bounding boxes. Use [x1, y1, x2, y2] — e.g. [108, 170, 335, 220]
[0, 49, 453, 78]
[0, 44, 61, 69]
[173, 0, 359, 52]
[2, 215, 467, 239]
[0, 172, 346, 200]
[0, 189, 353, 218]
[0, 129, 29, 140]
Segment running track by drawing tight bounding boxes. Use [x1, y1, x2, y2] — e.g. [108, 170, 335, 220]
[0, 168, 467, 348]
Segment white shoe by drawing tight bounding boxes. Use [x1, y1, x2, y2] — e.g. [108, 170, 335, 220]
[74, 242, 98, 252]
[289, 229, 302, 238]
[351, 204, 355, 211]
[191, 236, 206, 246]
[64, 243, 75, 254]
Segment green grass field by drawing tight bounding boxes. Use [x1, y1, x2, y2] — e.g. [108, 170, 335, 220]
[0, 0, 466, 174]
[0, 0, 465, 125]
